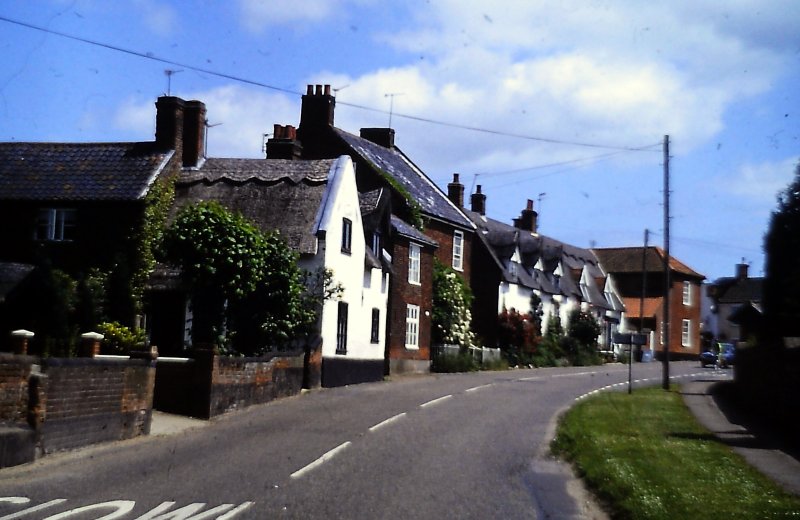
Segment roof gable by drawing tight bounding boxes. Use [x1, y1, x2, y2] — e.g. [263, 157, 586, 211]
[0, 142, 172, 201]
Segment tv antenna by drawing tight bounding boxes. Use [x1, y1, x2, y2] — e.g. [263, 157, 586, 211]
[164, 69, 183, 96]
[384, 92, 404, 128]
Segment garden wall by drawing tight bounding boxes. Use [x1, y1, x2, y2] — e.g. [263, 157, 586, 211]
[0, 352, 156, 468]
[154, 339, 321, 419]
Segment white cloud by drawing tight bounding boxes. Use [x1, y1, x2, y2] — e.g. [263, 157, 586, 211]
[133, 0, 177, 37]
[237, 0, 339, 32]
[726, 157, 799, 203]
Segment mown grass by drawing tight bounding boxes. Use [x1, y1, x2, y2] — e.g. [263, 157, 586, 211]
[551, 386, 800, 519]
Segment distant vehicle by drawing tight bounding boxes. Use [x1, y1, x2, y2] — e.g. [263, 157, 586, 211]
[700, 342, 735, 368]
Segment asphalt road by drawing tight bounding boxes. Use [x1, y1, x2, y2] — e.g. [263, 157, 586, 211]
[0, 361, 723, 519]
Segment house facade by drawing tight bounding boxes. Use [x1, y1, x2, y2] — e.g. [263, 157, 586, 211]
[163, 107, 389, 386]
[704, 262, 763, 344]
[0, 96, 203, 352]
[459, 186, 625, 350]
[267, 84, 476, 375]
[594, 247, 705, 360]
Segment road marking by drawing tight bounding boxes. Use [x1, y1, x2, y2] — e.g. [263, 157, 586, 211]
[290, 441, 352, 479]
[42, 500, 135, 519]
[0, 499, 67, 519]
[465, 384, 492, 392]
[420, 395, 452, 408]
[552, 371, 594, 378]
[369, 412, 407, 432]
[517, 376, 543, 382]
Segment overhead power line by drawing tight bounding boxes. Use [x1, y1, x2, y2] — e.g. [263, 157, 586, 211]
[1, 14, 661, 152]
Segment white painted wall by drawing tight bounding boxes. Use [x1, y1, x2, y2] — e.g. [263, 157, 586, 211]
[312, 156, 388, 362]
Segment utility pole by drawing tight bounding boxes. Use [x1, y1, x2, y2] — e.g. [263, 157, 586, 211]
[662, 135, 671, 390]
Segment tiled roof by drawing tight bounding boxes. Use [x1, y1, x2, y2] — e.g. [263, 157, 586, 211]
[593, 246, 705, 280]
[0, 262, 35, 302]
[333, 129, 474, 230]
[358, 188, 384, 215]
[174, 159, 335, 255]
[623, 297, 662, 318]
[0, 142, 171, 200]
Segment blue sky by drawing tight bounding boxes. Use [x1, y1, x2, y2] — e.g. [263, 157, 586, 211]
[1, 0, 798, 282]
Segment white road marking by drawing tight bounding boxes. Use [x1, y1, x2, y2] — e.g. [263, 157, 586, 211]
[517, 376, 543, 382]
[465, 384, 492, 392]
[552, 371, 594, 378]
[420, 395, 452, 408]
[369, 413, 407, 432]
[42, 500, 135, 519]
[290, 441, 352, 479]
[0, 499, 67, 520]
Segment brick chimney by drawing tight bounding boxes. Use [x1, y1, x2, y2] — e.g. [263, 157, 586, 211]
[471, 185, 486, 215]
[182, 100, 206, 167]
[447, 173, 464, 208]
[266, 124, 303, 159]
[155, 96, 185, 153]
[360, 128, 395, 148]
[299, 84, 335, 130]
[736, 261, 749, 280]
[516, 199, 538, 233]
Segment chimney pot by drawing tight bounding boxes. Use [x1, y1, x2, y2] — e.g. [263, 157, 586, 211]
[447, 172, 465, 208]
[324, 84, 331, 96]
[453, 173, 460, 183]
[471, 184, 487, 215]
[527, 199, 534, 210]
[315, 84, 323, 95]
[736, 262, 749, 280]
[307, 85, 314, 95]
[519, 200, 538, 233]
[273, 124, 283, 139]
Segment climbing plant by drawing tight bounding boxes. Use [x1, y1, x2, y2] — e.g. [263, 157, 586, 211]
[432, 259, 475, 348]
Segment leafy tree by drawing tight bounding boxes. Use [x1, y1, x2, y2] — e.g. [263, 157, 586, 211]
[432, 259, 475, 348]
[763, 161, 800, 340]
[160, 201, 311, 354]
[564, 309, 602, 366]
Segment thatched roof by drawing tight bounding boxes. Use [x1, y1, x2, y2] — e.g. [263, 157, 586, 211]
[174, 158, 335, 254]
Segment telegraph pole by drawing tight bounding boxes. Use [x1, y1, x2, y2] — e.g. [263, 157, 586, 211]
[662, 135, 671, 390]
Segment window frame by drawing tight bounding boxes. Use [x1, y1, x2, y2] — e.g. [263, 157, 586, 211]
[682, 319, 691, 347]
[336, 301, 349, 354]
[341, 218, 352, 254]
[35, 208, 76, 242]
[682, 281, 691, 306]
[405, 304, 420, 349]
[452, 230, 464, 271]
[370, 308, 380, 344]
[371, 231, 381, 255]
[408, 243, 421, 285]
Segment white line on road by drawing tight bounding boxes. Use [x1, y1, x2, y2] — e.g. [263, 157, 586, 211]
[369, 413, 407, 432]
[420, 395, 452, 408]
[517, 376, 543, 382]
[465, 384, 493, 393]
[552, 371, 594, 378]
[290, 441, 352, 479]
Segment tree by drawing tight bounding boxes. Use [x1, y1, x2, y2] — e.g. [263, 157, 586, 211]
[160, 201, 311, 354]
[764, 161, 800, 340]
[563, 309, 602, 366]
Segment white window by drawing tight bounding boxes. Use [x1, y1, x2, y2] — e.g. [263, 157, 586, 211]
[682, 281, 691, 306]
[682, 319, 691, 347]
[405, 304, 420, 349]
[452, 230, 464, 271]
[35, 208, 76, 241]
[372, 231, 381, 255]
[408, 243, 421, 285]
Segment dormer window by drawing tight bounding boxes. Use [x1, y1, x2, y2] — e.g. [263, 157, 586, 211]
[35, 208, 76, 242]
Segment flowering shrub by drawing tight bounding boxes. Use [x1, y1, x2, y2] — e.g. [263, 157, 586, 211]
[432, 260, 475, 348]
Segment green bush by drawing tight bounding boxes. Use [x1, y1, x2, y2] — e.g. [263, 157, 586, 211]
[431, 351, 478, 373]
[96, 321, 145, 355]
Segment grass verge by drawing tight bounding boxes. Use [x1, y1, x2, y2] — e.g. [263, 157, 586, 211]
[551, 386, 800, 519]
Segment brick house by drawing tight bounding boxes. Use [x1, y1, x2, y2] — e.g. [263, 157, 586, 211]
[593, 247, 705, 360]
[456, 185, 625, 349]
[0, 96, 203, 352]
[267, 85, 476, 375]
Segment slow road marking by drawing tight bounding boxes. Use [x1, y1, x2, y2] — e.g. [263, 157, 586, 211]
[290, 441, 352, 479]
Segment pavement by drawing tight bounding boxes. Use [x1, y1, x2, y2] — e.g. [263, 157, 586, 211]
[681, 375, 800, 496]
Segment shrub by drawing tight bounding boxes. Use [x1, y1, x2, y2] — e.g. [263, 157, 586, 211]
[96, 321, 145, 355]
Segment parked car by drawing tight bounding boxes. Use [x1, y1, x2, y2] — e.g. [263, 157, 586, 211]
[700, 342, 735, 368]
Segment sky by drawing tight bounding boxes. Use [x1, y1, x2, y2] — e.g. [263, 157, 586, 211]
[1, 0, 798, 283]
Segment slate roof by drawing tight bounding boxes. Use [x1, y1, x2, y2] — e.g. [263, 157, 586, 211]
[465, 209, 613, 308]
[174, 158, 335, 255]
[391, 215, 438, 248]
[593, 246, 705, 280]
[333, 129, 474, 230]
[358, 188, 385, 215]
[0, 142, 172, 201]
[711, 276, 763, 304]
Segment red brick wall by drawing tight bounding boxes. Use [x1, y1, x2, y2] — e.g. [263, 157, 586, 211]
[423, 220, 472, 285]
[37, 357, 155, 454]
[387, 239, 434, 363]
[0, 354, 33, 425]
